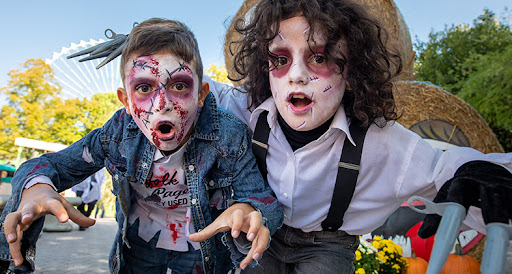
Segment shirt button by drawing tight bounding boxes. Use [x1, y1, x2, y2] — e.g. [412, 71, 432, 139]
[284, 214, 288, 218]
[188, 165, 194, 171]
[204, 256, 209, 261]
[191, 199, 197, 204]
[283, 193, 288, 198]
[114, 175, 119, 180]
[209, 180, 215, 186]
[142, 163, 148, 169]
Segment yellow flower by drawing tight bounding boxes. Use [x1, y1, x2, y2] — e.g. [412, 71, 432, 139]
[355, 268, 366, 274]
[355, 250, 362, 261]
[378, 251, 387, 263]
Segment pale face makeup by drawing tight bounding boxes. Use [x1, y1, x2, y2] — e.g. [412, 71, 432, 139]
[119, 52, 207, 153]
[268, 16, 348, 131]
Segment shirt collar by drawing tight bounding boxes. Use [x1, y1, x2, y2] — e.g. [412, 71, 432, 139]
[251, 97, 356, 146]
[153, 142, 187, 161]
[153, 149, 165, 161]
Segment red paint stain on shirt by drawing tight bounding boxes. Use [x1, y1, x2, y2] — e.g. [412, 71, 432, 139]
[168, 223, 182, 244]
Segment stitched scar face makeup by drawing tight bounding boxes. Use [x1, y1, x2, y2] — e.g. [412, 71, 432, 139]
[122, 53, 200, 153]
[268, 16, 348, 131]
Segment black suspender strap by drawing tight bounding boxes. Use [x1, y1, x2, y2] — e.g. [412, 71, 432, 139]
[321, 122, 368, 232]
[252, 111, 270, 180]
[251, 111, 368, 232]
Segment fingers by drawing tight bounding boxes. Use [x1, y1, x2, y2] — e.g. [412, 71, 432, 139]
[189, 221, 230, 242]
[62, 200, 96, 227]
[244, 211, 262, 241]
[8, 226, 24, 266]
[230, 208, 245, 238]
[4, 213, 27, 266]
[240, 227, 270, 270]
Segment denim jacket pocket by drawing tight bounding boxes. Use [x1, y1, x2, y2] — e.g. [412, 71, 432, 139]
[204, 174, 233, 211]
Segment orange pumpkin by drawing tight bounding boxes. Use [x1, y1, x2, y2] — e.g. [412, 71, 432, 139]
[440, 244, 481, 274]
[403, 251, 428, 274]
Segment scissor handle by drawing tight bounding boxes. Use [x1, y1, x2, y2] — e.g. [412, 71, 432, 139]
[407, 196, 463, 216]
[105, 29, 118, 39]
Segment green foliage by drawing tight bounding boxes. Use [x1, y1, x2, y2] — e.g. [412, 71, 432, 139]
[416, 10, 512, 95]
[415, 9, 512, 152]
[458, 44, 512, 151]
[206, 64, 231, 84]
[0, 58, 123, 160]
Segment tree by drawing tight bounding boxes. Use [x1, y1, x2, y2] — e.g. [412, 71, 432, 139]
[458, 44, 512, 152]
[416, 10, 512, 94]
[206, 64, 230, 84]
[0, 58, 123, 160]
[415, 9, 512, 152]
[0, 59, 61, 158]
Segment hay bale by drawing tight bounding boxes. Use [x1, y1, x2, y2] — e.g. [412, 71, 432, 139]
[394, 81, 504, 153]
[224, 0, 415, 85]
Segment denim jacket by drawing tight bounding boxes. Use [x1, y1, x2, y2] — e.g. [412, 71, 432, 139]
[0, 93, 283, 274]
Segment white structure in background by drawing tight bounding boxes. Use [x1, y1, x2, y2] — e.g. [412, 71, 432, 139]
[45, 39, 122, 100]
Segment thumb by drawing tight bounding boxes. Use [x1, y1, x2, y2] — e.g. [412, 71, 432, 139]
[189, 222, 230, 242]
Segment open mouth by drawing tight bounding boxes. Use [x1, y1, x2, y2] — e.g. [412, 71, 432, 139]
[288, 93, 314, 113]
[155, 121, 175, 140]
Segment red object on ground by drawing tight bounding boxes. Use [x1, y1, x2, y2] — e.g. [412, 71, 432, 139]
[407, 221, 435, 261]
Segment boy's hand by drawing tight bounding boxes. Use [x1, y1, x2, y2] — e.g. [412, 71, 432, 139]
[189, 203, 270, 270]
[3, 183, 96, 266]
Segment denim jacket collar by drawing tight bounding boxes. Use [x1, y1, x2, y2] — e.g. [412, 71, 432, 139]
[193, 93, 220, 142]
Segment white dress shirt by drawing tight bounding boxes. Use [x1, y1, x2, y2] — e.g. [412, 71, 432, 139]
[206, 76, 512, 236]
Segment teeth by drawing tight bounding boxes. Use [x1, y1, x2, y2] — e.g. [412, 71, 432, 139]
[292, 95, 305, 99]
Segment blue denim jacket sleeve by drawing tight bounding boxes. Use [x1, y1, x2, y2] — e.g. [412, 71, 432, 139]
[0, 110, 124, 264]
[228, 123, 283, 235]
[212, 112, 283, 268]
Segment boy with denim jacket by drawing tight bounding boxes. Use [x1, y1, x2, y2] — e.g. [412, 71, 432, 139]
[0, 18, 282, 274]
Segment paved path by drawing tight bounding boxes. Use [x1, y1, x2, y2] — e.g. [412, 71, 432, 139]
[30, 217, 512, 273]
[35, 218, 117, 273]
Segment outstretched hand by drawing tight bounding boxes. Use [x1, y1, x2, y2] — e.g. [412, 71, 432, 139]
[189, 203, 270, 270]
[4, 183, 96, 266]
[418, 160, 512, 239]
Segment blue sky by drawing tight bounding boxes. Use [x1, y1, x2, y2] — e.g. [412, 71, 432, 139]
[0, 0, 510, 93]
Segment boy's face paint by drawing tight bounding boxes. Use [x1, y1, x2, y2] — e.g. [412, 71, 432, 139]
[119, 52, 207, 153]
[268, 16, 348, 131]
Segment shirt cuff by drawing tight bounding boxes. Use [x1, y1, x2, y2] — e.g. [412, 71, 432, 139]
[24, 175, 57, 191]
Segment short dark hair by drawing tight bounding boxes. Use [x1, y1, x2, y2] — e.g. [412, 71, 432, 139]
[230, 0, 402, 127]
[121, 18, 203, 86]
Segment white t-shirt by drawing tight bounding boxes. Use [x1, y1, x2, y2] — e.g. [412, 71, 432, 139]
[128, 145, 200, 251]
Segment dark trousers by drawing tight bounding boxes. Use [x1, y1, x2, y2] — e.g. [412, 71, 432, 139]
[243, 224, 358, 274]
[75, 191, 97, 217]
